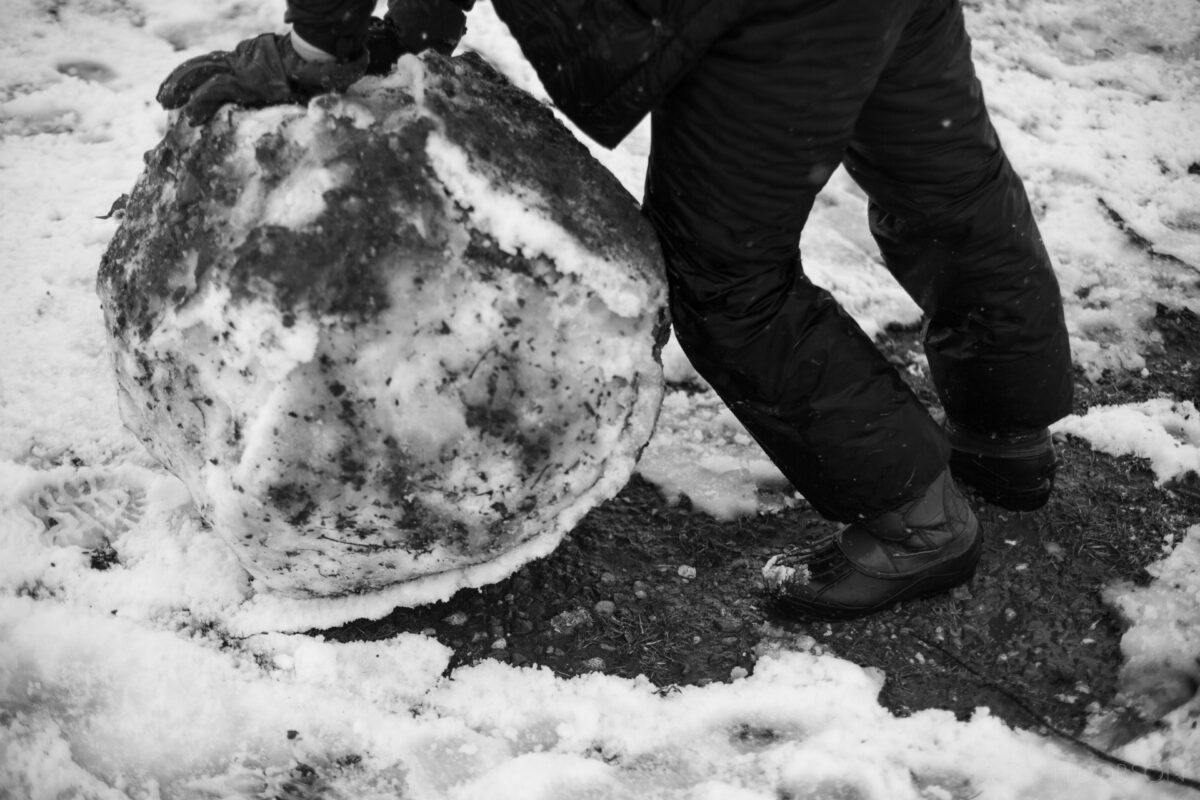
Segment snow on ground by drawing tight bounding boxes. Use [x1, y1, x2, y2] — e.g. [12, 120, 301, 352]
[1, 0, 1199, 797]
[1056, 399, 1200, 486]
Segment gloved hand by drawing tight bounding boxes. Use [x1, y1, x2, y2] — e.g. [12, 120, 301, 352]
[365, 0, 469, 76]
[157, 33, 368, 126]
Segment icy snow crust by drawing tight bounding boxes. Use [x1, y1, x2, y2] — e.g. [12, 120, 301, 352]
[96, 53, 667, 601]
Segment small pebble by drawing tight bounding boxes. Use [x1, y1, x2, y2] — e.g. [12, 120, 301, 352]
[491, 637, 508, 650]
[550, 608, 593, 634]
[582, 657, 606, 671]
[730, 666, 749, 680]
[594, 600, 616, 616]
[444, 611, 469, 626]
[678, 565, 697, 580]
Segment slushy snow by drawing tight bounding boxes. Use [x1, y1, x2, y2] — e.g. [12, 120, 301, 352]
[2, 0, 1199, 797]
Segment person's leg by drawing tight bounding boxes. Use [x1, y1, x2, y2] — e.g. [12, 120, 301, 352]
[644, 0, 980, 619]
[842, 0, 1073, 507]
[644, 0, 948, 525]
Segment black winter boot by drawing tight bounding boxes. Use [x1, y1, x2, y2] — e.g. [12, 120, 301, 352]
[945, 421, 1057, 511]
[763, 470, 981, 620]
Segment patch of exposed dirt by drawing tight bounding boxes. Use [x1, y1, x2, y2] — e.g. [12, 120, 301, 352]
[316, 305, 1200, 743]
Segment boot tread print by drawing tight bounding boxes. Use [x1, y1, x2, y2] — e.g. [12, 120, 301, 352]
[763, 470, 981, 621]
[24, 471, 146, 553]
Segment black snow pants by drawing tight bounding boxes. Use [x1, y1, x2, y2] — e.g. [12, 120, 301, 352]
[642, 0, 1073, 522]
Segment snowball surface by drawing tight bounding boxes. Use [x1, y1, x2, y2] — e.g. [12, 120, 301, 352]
[96, 53, 667, 600]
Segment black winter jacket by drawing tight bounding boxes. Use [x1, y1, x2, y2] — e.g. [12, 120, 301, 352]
[286, 0, 743, 147]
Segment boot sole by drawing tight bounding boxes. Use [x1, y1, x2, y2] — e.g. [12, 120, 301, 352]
[772, 522, 984, 622]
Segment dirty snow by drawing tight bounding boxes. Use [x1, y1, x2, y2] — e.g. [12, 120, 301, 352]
[1, 0, 1199, 797]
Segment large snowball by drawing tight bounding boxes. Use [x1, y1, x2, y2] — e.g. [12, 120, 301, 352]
[96, 53, 667, 601]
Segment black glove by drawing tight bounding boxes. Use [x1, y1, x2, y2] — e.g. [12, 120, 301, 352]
[365, 0, 469, 76]
[157, 33, 368, 126]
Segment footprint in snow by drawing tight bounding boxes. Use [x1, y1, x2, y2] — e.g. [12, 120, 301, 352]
[23, 471, 147, 556]
[55, 60, 117, 84]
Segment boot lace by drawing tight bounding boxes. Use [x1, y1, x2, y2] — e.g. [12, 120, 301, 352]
[762, 531, 852, 594]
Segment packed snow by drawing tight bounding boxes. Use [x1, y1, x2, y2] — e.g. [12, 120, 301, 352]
[1, 0, 1199, 798]
[97, 55, 667, 603]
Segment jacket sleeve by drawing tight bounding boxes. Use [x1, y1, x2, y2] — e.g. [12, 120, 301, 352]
[492, 0, 741, 149]
[285, 0, 376, 59]
[284, 0, 476, 59]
